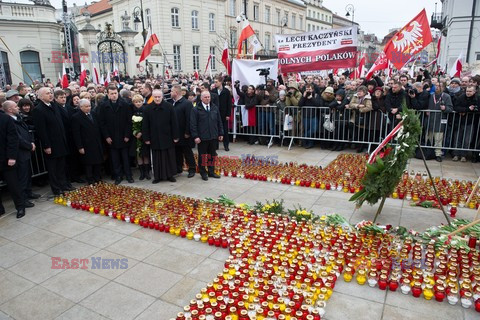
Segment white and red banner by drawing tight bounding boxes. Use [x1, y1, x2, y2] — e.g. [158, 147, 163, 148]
[365, 51, 388, 80]
[274, 26, 358, 73]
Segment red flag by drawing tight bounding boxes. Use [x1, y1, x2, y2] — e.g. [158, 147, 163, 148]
[79, 63, 87, 87]
[139, 33, 159, 63]
[237, 19, 255, 58]
[384, 9, 432, 70]
[436, 36, 441, 60]
[204, 54, 212, 76]
[193, 70, 199, 80]
[104, 70, 110, 87]
[61, 63, 69, 89]
[354, 52, 366, 79]
[365, 52, 388, 80]
[449, 52, 463, 77]
[222, 40, 231, 75]
[92, 63, 100, 85]
[165, 69, 170, 79]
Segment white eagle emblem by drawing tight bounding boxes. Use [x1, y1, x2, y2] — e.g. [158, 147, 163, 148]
[392, 20, 423, 53]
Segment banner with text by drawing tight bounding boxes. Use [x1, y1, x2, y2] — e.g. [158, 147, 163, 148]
[275, 26, 358, 73]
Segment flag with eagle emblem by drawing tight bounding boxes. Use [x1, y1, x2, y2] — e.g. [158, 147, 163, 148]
[384, 9, 432, 70]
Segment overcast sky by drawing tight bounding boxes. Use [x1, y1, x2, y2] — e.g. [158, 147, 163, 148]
[30, 0, 437, 39]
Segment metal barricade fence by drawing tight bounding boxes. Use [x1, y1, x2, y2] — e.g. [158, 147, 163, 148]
[229, 105, 281, 148]
[230, 105, 480, 154]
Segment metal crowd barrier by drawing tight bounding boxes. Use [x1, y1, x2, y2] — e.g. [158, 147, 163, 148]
[229, 105, 480, 153]
[0, 130, 48, 187]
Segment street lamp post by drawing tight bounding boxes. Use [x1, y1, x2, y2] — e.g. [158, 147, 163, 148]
[345, 4, 355, 26]
[133, 0, 149, 77]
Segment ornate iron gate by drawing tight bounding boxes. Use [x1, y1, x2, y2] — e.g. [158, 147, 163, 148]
[97, 23, 127, 76]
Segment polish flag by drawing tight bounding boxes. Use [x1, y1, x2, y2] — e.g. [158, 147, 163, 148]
[92, 63, 100, 85]
[139, 32, 159, 63]
[61, 63, 69, 89]
[104, 70, 111, 87]
[79, 63, 87, 87]
[240, 106, 256, 127]
[193, 70, 199, 80]
[365, 51, 388, 80]
[204, 54, 213, 78]
[221, 40, 231, 75]
[165, 69, 170, 79]
[355, 52, 367, 78]
[237, 19, 255, 58]
[449, 52, 463, 78]
[113, 63, 119, 77]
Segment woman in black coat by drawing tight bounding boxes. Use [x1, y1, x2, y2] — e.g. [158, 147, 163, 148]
[131, 94, 151, 180]
[71, 99, 104, 184]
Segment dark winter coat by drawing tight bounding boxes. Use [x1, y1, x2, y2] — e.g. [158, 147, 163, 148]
[173, 97, 194, 147]
[142, 100, 179, 150]
[190, 103, 224, 141]
[71, 111, 104, 165]
[97, 97, 133, 149]
[0, 111, 19, 170]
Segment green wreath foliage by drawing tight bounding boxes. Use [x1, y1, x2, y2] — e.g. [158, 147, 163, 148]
[350, 107, 422, 207]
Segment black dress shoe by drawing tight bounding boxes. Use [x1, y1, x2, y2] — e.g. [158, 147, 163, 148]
[28, 193, 41, 199]
[188, 172, 195, 178]
[208, 173, 221, 179]
[16, 209, 25, 219]
[224, 147, 230, 151]
[114, 178, 122, 185]
[201, 175, 209, 181]
[24, 201, 35, 208]
[167, 177, 177, 182]
[435, 156, 442, 162]
[152, 179, 161, 184]
[127, 177, 134, 183]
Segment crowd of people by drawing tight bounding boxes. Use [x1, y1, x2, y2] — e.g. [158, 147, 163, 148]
[0, 69, 479, 219]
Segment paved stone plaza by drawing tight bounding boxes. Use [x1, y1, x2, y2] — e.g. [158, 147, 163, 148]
[0, 142, 479, 320]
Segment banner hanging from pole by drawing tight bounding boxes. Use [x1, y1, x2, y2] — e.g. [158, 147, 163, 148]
[274, 26, 358, 73]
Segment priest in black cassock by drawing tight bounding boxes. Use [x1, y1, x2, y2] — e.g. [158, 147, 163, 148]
[142, 89, 179, 183]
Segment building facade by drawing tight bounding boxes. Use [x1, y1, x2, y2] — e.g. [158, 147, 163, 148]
[434, 0, 480, 73]
[304, 0, 332, 32]
[225, 0, 306, 58]
[0, 1, 62, 86]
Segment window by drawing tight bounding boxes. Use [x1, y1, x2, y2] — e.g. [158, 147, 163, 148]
[210, 47, 216, 70]
[476, 52, 480, 61]
[20, 50, 41, 86]
[191, 10, 199, 29]
[171, 8, 179, 27]
[308, 9, 311, 18]
[230, 28, 237, 47]
[264, 33, 270, 50]
[192, 46, 200, 70]
[253, 3, 259, 21]
[229, 0, 236, 16]
[321, 13, 324, 21]
[173, 45, 181, 70]
[1, 51, 12, 85]
[291, 14, 296, 29]
[317, 12, 320, 20]
[265, 6, 270, 24]
[276, 10, 281, 26]
[299, 16, 303, 29]
[307, 23, 311, 31]
[209, 13, 215, 31]
[145, 8, 152, 29]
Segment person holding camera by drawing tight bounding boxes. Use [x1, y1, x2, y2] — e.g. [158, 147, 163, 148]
[451, 85, 479, 162]
[408, 82, 429, 111]
[426, 82, 453, 162]
[299, 83, 321, 149]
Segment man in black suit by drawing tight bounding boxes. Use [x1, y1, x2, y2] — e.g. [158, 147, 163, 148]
[190, 91, 223, 181]
[71, 99, 104, 184]
[97, 85, 133, 184]
[171, 85, 196, 178]
[214, 76, 232, 151]
[2, 101, 36, 208]
[0, 102, 24, 218]
[32, 87, 72, 196]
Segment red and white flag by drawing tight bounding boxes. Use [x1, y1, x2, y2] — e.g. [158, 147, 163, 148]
[113, 63, 119, 77]
[368, 120, 404, 164]
[61, 63, 69, 89]
[204, 54, 213, 78]
[240, 106, 256, 127]
[193, 70, 199, 80]
[79, 63, 87, 87]
[237, 19, 255, 58]
[365, 52, 388, 80]
[139, 32, 159, 63]
[354, 52, 367, 79]
[165, 69, 170, 79]
[384, 9, 432, 70]
[104, 70, 111, 87]
[449, 52, 463, 77]
[436, 36, 442, 60]
[250, 34, 262, 59]
[92, 63, 100, 85]
[221, 40, 231, 75]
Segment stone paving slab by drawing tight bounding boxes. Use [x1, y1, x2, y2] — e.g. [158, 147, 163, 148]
[0, 143, 479, 319]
